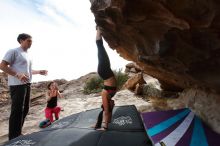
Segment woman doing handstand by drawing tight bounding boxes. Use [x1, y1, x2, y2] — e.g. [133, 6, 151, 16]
[95, 26, 117, 130]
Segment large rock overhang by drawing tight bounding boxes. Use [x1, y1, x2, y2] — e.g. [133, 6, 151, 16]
[90, 0, 220, 93]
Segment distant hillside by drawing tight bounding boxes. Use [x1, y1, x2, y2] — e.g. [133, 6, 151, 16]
[0, 72, 68, 106]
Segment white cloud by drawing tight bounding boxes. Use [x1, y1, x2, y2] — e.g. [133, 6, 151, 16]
[0, 0, 129, 82]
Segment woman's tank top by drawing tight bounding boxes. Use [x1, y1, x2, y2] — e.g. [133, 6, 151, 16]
[47, 96, 57, 108]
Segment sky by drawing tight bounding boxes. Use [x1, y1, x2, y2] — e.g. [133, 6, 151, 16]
[0, 0, 129, 82]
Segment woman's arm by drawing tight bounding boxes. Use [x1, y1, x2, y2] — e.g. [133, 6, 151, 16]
[57, 90, 64, 98]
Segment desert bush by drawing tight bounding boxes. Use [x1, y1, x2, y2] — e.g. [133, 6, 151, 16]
[83, 69, 129, 94]
[83, 76, 103, 94]
[114, 69, 129, 90]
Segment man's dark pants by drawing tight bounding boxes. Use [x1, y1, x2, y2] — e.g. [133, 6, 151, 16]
[9, 83, 31, 140]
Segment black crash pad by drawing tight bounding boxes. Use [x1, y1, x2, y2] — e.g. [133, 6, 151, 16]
[3, 105, 152, 146]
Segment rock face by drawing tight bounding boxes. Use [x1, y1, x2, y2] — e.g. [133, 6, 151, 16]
[0, 72, 9, 105]
[123, 72, 146, 90]
[90, 0, 220, 92]
[162, 87, 220, 133]
[90, 0, 220, 133]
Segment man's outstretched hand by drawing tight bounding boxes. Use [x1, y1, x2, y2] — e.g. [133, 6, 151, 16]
[39, 70, 48, 76]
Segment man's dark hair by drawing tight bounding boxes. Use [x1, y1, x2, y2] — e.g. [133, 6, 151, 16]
[17, 33, 32, 44]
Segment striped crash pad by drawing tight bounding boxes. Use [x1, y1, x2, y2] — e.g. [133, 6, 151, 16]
[3, 105, 152, 146]
[141, 108, 220, 146]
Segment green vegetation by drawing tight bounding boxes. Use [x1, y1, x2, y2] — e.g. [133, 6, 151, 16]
[114, 69, 129, 90]
[83, 69, 129, 94]
[83, 76, 103, 94]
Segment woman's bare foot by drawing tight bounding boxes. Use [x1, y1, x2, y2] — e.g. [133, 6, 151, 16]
[90, 124, 96, 129]
[96, 126, 108, 131]
[90, 121, 106, 129]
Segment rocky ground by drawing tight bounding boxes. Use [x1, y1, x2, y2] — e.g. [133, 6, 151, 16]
[0, 70, 188, 144]
[2, 64, 220, 145]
